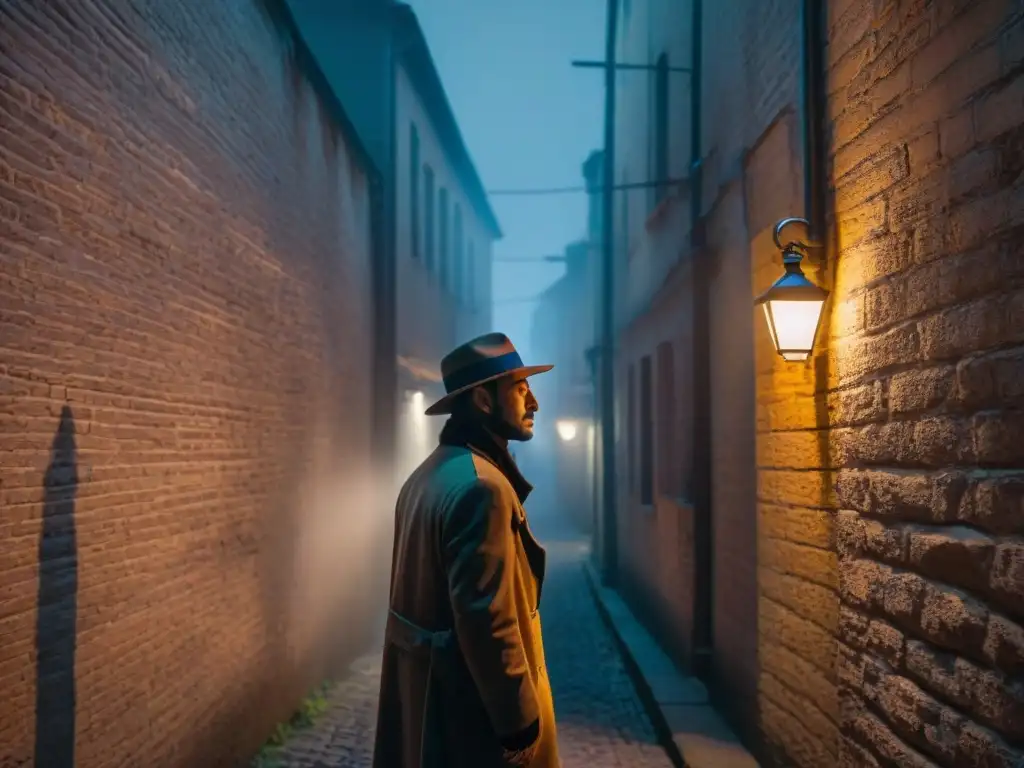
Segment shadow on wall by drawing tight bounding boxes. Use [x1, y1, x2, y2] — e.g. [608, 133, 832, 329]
[35, 405, 79, 768]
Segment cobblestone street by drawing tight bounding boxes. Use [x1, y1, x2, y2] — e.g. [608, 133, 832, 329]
[268, 506, 675, 768]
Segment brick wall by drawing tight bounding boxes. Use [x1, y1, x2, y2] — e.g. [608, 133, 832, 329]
[616, 0, 1024, 765]
[751, 117, 841, 767]
[614, 260, 696, 666]
[826, 0, 1024, 765]
[0, 2, 386, 767]
[704, 0, 828, 760]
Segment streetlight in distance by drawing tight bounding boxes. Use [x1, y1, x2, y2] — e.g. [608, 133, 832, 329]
[556, 419, 578, 442]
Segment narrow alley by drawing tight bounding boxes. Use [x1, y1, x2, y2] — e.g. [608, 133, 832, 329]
[2, 0, 1023, 767]
[263, 506, 676, 768]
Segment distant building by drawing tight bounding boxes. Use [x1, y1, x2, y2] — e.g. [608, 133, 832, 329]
[528, 150, 603, 532]
[288, 0, 501, 478]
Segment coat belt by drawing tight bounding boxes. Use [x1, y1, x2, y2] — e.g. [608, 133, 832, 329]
[384, 609, 458, 768]
[385, 610, 457, 669]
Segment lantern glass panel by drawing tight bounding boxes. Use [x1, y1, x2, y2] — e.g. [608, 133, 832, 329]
[765, 299, 824, 361]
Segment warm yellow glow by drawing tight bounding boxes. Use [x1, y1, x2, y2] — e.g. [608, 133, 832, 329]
[556, 420, 578, 442]
[398, 390, 432, 477]
[764, 299, 825, 358]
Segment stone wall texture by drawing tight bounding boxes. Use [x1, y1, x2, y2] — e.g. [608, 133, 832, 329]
[0, 1, 387, 766]
[825, 0, 1024, 766]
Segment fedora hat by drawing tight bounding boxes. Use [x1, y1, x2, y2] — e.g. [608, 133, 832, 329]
[424, 333, 553, 416]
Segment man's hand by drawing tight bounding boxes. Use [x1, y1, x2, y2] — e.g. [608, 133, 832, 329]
[499, 718, 539, 766]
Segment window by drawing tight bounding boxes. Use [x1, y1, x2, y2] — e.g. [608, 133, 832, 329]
[423, 165, 435, 271]
[466, 240, 475, 310]
[410, 124, 420, 258]
[439, 188, 449, 289]
[656, 341, 675, 497]
[639, 355, 653, 505]
[627, 364, 636, 495]
[453, 204, 464, 302]
[653, 54, 670, 207]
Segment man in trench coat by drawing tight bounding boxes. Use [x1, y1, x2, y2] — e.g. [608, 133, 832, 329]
[372, 333, 561, 768]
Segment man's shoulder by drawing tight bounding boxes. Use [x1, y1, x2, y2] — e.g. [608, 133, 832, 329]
[402, 445, 511, 497]
[435, 448, 518, 507]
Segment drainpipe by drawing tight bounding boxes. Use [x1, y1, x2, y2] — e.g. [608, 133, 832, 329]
[598, 0, 620, 586]
[687, 0, 713, 680]
[802, 0, 828, 244]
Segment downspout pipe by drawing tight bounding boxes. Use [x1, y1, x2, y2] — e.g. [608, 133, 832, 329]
[802, 0, 828, 245]
[598, 0, 620, 586]
[688, 0, 713, 680]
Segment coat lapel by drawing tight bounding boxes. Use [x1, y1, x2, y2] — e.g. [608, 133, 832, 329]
[516, 509, 547, 602]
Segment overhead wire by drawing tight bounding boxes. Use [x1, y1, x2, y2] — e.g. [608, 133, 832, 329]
[485, 177, 688, 197]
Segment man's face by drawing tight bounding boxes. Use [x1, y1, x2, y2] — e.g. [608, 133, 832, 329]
[488, 376, 539, 441]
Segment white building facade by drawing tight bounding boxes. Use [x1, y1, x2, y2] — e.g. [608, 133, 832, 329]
[391, 5, 501, 477]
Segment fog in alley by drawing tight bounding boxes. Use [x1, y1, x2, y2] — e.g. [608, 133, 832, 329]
[397, 0, 606, 513]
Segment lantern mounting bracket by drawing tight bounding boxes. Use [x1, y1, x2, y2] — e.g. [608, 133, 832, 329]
[772, 216, 824, 257]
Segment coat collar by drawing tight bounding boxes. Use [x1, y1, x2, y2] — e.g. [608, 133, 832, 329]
[438, 417, 533, 504]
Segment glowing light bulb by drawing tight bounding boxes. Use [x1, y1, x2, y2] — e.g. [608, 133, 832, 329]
[556, 420, 578, 442]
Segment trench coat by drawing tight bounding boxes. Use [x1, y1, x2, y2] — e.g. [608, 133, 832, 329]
[371, 441, 560, 768]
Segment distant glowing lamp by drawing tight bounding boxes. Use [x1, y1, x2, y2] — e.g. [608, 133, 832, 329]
[555, 420, 578, 442]
[755, 217, 829, 362]
[409, 390, 424, 408]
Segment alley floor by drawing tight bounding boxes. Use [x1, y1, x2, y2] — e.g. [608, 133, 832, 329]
[265, 507, 675, 768]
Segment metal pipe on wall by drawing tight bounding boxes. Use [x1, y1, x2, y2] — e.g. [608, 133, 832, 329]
[802, 0, 828, 244]
[687, 0, 713, 680]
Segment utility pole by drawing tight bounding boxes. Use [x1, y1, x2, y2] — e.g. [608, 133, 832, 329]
[598, 0, 619, 586]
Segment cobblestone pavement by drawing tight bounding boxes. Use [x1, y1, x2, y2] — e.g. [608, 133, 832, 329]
[268, 505, 674, 768]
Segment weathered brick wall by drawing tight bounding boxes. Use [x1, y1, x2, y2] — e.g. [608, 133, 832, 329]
[827, 0, 1024, 765]
[751, 117, 841, 767]
[614, 266, 696, 666]
[701, 0, 837, 761]
[0, 2, 386, 766]
[614, 0, 1022, 764]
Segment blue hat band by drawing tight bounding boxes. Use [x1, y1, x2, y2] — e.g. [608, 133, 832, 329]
[444, 350, 524, 394]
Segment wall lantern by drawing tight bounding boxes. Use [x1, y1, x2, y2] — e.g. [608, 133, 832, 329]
[755, 217, 829, 362]
[556, 419, 578, 442]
